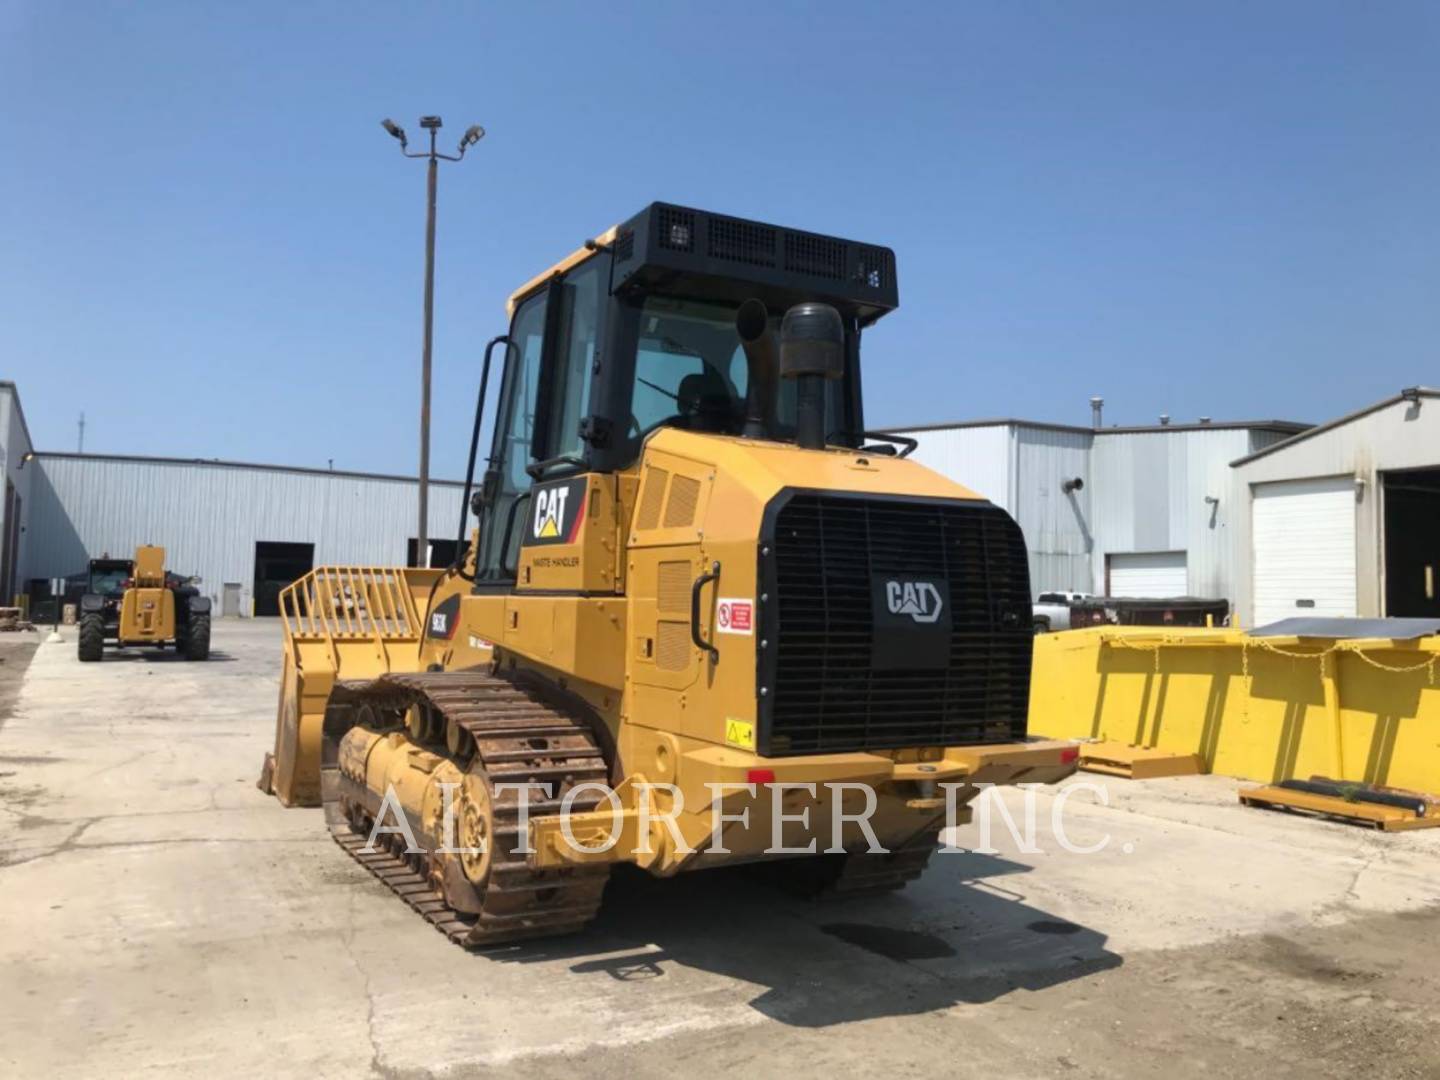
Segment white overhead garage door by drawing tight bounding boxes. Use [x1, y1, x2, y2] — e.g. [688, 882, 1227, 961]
[1252, 476, 1356, 627]
[1108, 551, 1187, 597]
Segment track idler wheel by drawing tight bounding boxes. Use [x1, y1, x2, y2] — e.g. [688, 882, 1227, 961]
[420, 760, 490, 915]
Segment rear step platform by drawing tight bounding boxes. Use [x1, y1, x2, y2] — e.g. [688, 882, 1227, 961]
[1077, 741, 1205, 780]
[1240, 785, 1440, 832]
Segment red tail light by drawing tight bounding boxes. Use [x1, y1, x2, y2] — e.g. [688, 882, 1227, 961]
[746, 769, 776, 785]
[1060, 747, 1080, 764]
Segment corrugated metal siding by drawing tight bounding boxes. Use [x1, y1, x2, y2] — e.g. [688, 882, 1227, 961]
[1012, 426, 1093, 593]
[893, 424, 1014, 511]
[893, 423, 1095, 594]
[23, 456, 463, 613]
[0, 389, 35, 600]
[1247, 428, 1295, 456]
[1090, 427, 1252, 603]
[892, 421, 1299, 605]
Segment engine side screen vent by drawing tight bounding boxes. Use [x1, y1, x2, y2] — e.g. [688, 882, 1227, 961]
[663, 474, 701, 528]
[657, 560, 691, 613]
[635, 467, 670, 531]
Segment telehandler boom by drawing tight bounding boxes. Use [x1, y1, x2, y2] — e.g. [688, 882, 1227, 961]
[259, 203, 1077, 945]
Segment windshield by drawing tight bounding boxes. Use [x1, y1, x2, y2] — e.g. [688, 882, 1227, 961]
[630, 295, 846, 444]
[89, 569, 129, 597]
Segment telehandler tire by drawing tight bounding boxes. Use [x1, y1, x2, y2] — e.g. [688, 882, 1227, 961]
[78, 613, 104, 662]
[184, 613, 211, 661]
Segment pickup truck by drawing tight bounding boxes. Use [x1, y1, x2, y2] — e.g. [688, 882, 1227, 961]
[1032, 592, 1093, 634]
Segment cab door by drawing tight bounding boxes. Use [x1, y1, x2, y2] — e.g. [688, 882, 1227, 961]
[473, 251, 610, 590]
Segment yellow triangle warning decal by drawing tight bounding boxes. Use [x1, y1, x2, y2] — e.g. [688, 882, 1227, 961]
[537, 514, 560, 538]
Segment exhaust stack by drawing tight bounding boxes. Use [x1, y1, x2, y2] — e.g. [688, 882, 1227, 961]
[779, 303, 844, 451]
[736, 299, 778, 439]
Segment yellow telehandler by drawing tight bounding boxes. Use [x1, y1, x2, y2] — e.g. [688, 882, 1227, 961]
[259, 203, 1076, 945]
[78, 545, 211, 661]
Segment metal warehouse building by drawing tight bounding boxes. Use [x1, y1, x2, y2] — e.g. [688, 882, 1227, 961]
[0, 382, 36, 603]
[1231, 387, 1440, 626]
[890, 413, 1309, 608]
[0, 383, 463, 616]
[22, 453, 462, 615]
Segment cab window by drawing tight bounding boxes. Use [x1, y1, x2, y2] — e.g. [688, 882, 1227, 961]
[631, 297, 748, 439]
[475, 290, 547, 583]
[476, 254, 607, 583]
[544, 257, 605, 459]
[626, 295, 846, 448]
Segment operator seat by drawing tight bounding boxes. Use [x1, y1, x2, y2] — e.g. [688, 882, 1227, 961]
[676, 369, 738, 433]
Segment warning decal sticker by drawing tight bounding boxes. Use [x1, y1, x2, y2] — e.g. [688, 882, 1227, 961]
[724, 718, 756, 750]
[716, 598, 754, 635]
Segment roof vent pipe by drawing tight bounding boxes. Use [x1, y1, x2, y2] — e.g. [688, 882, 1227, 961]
[1159, 414, 1171, 426]
[1090, 396, 1104, 429]
[1199, 416, 1212, 425]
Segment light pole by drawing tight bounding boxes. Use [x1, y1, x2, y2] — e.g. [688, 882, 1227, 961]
[382, 115, 485, 567]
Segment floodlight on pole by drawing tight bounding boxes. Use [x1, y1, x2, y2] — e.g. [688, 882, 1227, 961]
[380, 118, 407, 149]
[381, 113, 485, 567]
[458, 125, 485, 155]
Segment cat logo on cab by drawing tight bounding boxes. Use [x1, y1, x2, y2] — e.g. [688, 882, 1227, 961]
[525, 477, 588, 548]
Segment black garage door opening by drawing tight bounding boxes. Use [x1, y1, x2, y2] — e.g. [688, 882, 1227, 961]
[407, 538, 467, 569]
[1384, 469, 1440, 618]
[253, 541, 314, 617]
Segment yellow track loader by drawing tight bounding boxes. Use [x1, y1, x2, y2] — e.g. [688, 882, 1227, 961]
[259, 203, 1077, 945]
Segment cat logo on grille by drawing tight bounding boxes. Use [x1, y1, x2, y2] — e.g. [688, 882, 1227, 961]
[885, 580, 944, 624]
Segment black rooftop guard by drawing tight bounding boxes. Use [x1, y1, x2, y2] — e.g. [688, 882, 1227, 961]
[610, 203, 899, 326]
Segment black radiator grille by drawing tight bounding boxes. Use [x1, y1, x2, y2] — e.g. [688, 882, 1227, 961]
[760, 492, 1033, 756]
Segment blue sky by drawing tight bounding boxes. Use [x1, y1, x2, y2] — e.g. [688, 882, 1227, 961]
[3, 2, 1436, 478]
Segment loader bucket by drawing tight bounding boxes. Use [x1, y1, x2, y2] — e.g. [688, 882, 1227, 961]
[259, 565, 443, 807]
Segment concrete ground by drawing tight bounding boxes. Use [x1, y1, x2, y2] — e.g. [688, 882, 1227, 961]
[2, 620, 1439, 1079]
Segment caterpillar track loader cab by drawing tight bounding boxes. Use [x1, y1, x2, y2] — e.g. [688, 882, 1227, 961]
[259, 203, 1077, 946]
[78, 545, 211, 662]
